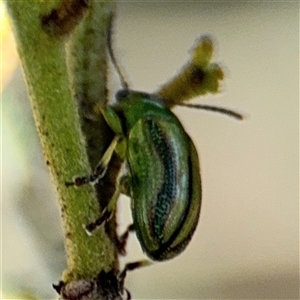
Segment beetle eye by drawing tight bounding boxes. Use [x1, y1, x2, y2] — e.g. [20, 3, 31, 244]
[116, 89, 130, 101]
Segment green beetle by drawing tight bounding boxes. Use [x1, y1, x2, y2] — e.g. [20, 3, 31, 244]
[104, 89, 202, 260]
[68, 26, 243, 262]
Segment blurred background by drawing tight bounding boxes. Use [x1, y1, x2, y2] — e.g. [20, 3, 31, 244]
[2, 2, 299, 299]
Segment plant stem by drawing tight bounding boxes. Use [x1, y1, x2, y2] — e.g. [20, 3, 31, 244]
[6, 0, 118, 282]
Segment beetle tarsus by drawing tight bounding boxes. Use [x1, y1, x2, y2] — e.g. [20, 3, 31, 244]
[85, 209, 112, 234]
[65, 168, 106, 187]
[83, 223, 93, 236]
[118, 260, 151, 284]
[65, 176, 91, 187]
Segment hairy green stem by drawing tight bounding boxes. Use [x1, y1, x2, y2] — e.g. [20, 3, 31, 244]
[6, 0, 117, 282]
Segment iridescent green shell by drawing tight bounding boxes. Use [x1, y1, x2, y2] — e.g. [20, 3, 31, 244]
[111, 90, 202, 261]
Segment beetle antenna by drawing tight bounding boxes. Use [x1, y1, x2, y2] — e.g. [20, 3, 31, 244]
[107, 14, 129, 90]
[178, 103, 244, 120]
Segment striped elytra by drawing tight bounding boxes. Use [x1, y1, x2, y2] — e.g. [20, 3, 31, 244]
[110, 90, 202, 261]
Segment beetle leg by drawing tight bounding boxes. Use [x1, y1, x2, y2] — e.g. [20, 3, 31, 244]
[84, 172, 132, 235]
[119, 175, 131, 197]
[114, 175, 135, 254]
[117, 224, 135, 255]
[84, 208, 113, 234]
[66, 136, 121, 186]
[84, 182, 121, 234]
[118, 260, 152, 285]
